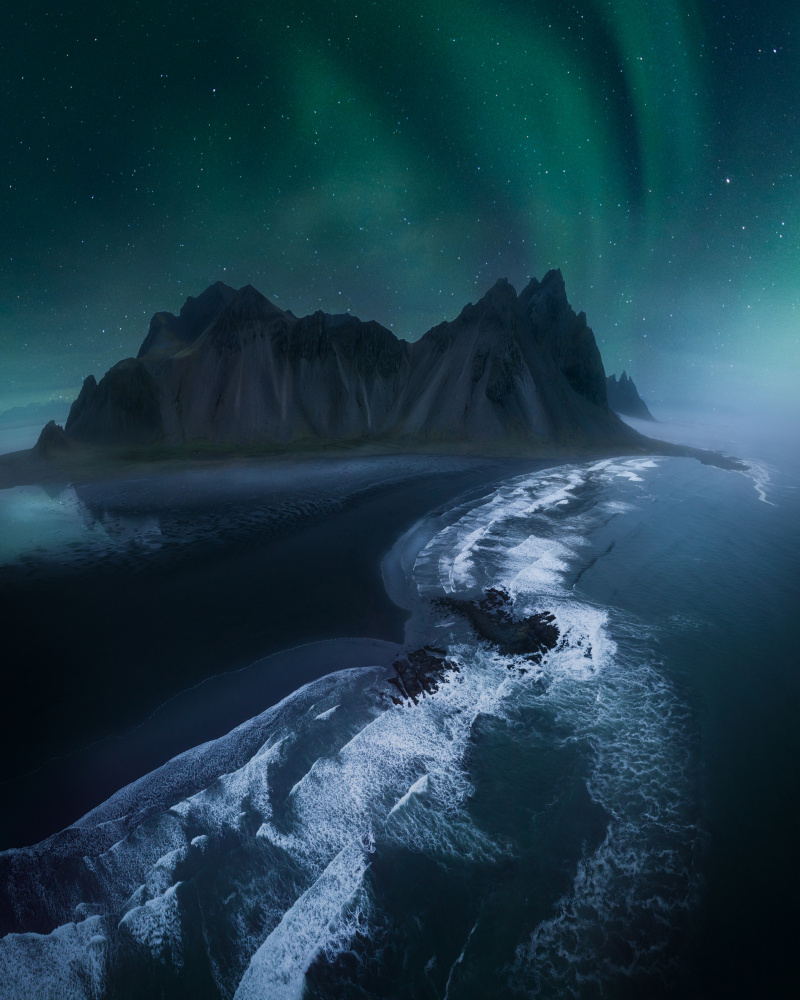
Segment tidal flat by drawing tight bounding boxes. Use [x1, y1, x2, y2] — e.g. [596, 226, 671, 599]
[0, 453, 536, 848]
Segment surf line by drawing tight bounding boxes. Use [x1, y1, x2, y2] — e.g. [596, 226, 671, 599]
[444, 919, 480, 1000]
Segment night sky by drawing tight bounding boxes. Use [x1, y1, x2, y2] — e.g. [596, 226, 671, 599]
[2, 0, 797, 413]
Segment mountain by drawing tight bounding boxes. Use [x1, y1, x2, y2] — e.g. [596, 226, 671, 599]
[605, 372, 655, 421]
[60, 271, 639, 452]
[136, 280, 238, 360]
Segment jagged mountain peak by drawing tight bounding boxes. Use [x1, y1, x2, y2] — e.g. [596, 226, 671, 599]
[541, 266, 566, 288]
[225, 283, 282, 320]
[480, 276, 517, 304]
[55, 272, 635, 450]
[178, 281, 237, 324]
[299, 309, 366, 332]
[606, 371, 655, 421]
[33, 420, 73, 458]
[453, 277, 520, 331]
[478, 277, 519, 318]
[200, 284, 288, 352]
[519, 267, 568, 317]
[287, 309, 407, 379]
[324, 311, 360, 329]
[64, 374, 98, 432]
[138, 281, 238, 359]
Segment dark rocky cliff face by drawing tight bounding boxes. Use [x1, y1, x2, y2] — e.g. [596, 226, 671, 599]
[151, 285, 412, 444]
[520, 269, 607, 408]
[65, 360, 165, 445]
[606, 372, 655, 421]
[32, 420, 74, 458]
[399, 272, 615, 445]
[53, 276, 637, 451]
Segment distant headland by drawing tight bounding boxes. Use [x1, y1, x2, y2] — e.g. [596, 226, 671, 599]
[606, 371, 656, 421]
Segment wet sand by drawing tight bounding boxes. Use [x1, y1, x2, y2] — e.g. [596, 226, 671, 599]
[0, 454, 538, 848]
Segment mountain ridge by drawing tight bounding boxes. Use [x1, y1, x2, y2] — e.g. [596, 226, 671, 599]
[58, 272, 637, 451]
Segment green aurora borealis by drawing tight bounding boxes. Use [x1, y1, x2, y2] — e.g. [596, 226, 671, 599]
[2, 0, 798, 411]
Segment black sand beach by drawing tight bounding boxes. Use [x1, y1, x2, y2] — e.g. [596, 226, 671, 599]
[0, 454, 536, 848]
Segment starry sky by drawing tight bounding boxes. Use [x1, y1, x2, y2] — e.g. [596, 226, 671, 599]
[1, 0, 797, 414]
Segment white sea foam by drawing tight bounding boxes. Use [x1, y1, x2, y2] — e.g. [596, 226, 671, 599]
[314, 705, 339, 721]
[119, 882, 183, 968]
[1, 455, 703, 998]
[413, 457, 700, 994]
[1, 650, 515, 995]
[509, 635, 699, 995]
[388, 773, 430, 817]
[503, 534, 577, 595]
[0, 916, 107, 1000]
[233, 841, 369, 1000]
[738, 457, 776, 505]
[413, 458, 661, 600]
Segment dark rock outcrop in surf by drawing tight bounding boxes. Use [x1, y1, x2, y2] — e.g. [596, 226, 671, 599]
[388, 647, 457, 705]
[48, 272, 642, 453]
[438, 587, 560, 660]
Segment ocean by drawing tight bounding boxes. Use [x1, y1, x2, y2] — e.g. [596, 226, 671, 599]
[0, 411, 798, 998]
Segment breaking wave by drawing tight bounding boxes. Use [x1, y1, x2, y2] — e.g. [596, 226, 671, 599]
[0, 457, 703, 998]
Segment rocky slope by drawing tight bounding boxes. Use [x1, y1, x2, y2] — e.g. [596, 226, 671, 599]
[60, 271, 639, 451]
[606, 371, 655, 421]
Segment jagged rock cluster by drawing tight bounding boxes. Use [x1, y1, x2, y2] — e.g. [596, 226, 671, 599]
[606, 371, 655, 421]
[438, 587, 560, 660]
[388, 646, 457, 705]
[55, 271, 638, 451]
[387, 587, 561, 708]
